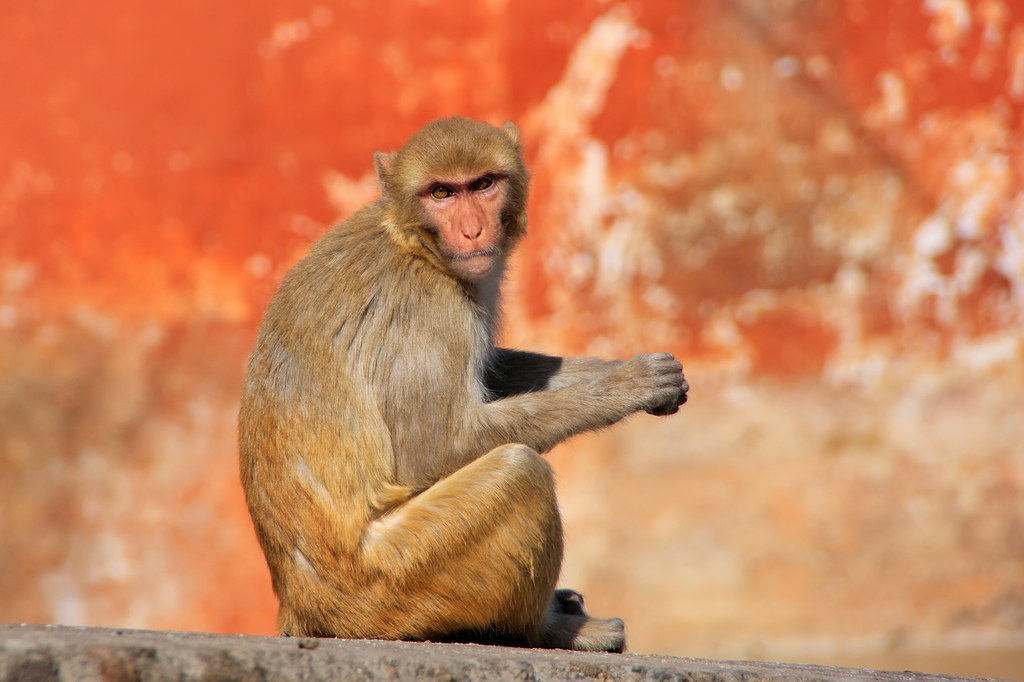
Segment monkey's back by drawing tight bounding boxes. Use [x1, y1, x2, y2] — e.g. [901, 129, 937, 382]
[238, 200, 479, 562]
[238, 200, 497, 636]
[239, 204, 410, 566]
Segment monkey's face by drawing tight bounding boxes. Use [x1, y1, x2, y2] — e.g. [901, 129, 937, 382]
[376, 117, 528, 282]
[419, 172, 509, 281]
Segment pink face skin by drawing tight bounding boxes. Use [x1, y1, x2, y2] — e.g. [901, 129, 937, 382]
[419, 173, 508, 281]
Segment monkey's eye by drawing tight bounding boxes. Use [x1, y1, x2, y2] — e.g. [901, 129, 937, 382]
[472, 176, 494, 192]
[430, 185, 455, 200]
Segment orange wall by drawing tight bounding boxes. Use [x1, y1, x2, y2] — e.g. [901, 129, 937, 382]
[2, 1, 1023, 676]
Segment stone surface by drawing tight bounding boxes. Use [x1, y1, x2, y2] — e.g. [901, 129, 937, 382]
[0, 625, 997, 682]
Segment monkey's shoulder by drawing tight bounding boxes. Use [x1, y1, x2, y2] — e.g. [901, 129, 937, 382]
[284, 206, 396, 284]
[311, 202, 390, 258]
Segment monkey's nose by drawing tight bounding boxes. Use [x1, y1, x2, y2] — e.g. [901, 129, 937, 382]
[461, 224, 484, 241]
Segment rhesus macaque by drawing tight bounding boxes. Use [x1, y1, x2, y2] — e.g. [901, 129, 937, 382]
[239, 117, 688, 652]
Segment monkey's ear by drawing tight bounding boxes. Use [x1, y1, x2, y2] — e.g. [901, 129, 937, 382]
[374, 151, 397, 191]
[502, 121, 521, 147]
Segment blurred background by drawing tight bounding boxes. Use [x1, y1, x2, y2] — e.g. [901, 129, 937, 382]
[1, 0, 1023, 678]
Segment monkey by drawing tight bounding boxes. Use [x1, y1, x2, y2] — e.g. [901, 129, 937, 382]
[238, 117, 688, 653]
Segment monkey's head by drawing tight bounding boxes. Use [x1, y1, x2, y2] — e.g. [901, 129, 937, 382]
[375, 117, 529, 283]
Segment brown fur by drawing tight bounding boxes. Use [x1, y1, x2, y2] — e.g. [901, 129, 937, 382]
[238, 117, 687, 651]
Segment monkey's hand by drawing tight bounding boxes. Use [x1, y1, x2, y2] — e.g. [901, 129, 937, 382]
[608, 352, 688, 417]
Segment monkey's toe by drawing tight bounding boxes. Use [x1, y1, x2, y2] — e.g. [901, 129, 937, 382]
[572, 616, 626, 653]
[603, 617, 626, 653]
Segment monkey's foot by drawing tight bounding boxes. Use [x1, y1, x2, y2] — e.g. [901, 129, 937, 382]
[550, 588, 588, 615]
[543, 588, 626, 653]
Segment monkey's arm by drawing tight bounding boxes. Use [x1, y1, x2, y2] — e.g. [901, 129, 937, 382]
[484, 348, 622, 399]
[465, 352, 686, 457]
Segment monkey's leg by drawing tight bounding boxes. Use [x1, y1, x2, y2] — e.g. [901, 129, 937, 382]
[357, 443, 564, 645]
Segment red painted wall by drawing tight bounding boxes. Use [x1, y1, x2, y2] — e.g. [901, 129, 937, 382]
[2, 1, 1022, 676]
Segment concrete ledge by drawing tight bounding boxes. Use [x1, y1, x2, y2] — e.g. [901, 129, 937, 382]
[0, 624, 995, 681]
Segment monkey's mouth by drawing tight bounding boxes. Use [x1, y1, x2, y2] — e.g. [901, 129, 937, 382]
[447, 246, 502, 280]
[450, 246, 501, 262]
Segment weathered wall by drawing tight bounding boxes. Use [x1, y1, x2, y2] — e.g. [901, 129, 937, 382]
[1, 1, 1022, 678]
